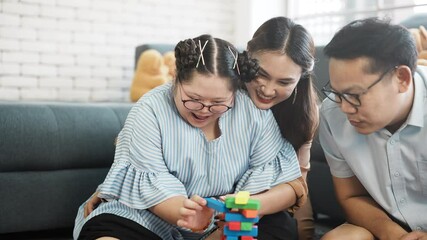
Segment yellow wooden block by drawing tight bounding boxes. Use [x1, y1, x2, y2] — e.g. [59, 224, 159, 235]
[235, 191, 250, 204]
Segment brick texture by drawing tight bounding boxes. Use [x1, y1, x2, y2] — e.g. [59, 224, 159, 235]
[0, 0, 235, 102]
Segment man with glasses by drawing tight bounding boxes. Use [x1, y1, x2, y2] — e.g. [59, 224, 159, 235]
[319, 18, 427, 239]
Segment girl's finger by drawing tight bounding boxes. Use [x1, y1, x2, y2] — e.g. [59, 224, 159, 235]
[184, 197, 203, 210]
[179, 206, 196, 217]
[177, 219, 189, 228]
[190, 195, 207, 206]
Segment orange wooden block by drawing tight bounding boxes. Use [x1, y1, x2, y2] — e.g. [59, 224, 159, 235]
[242, 209, 258, 218]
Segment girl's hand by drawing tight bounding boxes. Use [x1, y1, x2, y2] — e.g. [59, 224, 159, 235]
[177, 195, 214, 232]
[218, 193, 235, 202]
[84, 191, 102, 218]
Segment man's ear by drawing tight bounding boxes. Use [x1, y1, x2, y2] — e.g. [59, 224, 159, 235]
[395, 65, 412, 93]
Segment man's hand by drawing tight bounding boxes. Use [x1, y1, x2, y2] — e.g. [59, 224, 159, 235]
[400, 231, 427, 240]
[84, 191, 102, 218]
[176, 195, 213, 232]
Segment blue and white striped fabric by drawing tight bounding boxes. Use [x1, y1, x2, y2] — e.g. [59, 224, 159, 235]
[73, 83, 301, 240]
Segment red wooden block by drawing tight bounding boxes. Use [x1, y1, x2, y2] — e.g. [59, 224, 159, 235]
[228, 221, 241, 230]
[241, 236, 255, 240]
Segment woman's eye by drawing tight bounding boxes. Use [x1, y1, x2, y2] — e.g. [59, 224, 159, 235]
[278, 81, 291, 86]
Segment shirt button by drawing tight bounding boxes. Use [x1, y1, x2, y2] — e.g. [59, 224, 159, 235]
[400, 198, 405, 204]
[394, 172, 400, 177]
[390, 139, 395, 145]
[416, 226, 422, 231]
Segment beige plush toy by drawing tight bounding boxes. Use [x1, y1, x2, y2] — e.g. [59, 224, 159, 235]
[163, 51, 176, 81]
[410, 25, 427, 66]
[130, 49, 169, 102]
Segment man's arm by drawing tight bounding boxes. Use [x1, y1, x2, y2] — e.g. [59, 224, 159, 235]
[333, 176, 408, 239]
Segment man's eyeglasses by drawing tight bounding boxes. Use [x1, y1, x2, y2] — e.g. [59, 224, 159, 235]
[322, 66, 397, 108]
[179, 85, 233, 114]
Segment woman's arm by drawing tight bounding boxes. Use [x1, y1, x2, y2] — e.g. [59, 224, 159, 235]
[250, 183, 297, 216]
[297, 140, 313, 180]
[251, 175, 307, 216]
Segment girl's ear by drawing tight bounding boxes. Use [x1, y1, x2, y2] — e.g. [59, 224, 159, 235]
[395, 65, 412, 93]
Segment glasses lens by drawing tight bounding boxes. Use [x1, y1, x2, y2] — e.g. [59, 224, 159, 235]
[210, 105, 229, 113]
[342, 94, 361, 106]
[184, 101, 204, 111]
[323, 89, 341, 103]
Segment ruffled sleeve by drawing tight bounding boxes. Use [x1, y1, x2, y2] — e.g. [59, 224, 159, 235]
[98, 99, 187, 209]
[234, 138, 302, 194]
[234, 108, 302, 194]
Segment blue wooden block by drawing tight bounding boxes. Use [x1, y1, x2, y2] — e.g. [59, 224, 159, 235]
[225, 212, 259, 223]
[225, 237, 238, 240]
[223, 226, 258, 237]
[204, 198, 227, 212]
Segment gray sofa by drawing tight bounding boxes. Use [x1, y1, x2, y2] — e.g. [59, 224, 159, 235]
[0, 102, 133, 239]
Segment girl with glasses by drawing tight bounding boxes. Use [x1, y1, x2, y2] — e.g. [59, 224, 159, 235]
[74, 34, 306, 240]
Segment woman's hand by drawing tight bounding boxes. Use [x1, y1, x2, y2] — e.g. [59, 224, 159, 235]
[177, 195, 213, 232]
[84, 191, 102, 218]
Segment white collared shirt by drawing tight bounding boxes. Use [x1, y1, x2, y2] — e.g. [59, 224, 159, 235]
[319, 66, 427, 231]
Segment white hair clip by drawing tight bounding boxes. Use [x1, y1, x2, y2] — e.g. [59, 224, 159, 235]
[196, 40, 209, 68]
[228, 46, 240, 75]
[308, 60, 314, 72]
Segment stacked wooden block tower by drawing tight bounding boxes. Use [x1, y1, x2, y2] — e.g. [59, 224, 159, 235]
[205, 191, 260, 240]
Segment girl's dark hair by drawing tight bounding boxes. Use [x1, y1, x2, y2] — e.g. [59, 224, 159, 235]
[247, 17, 319, 151]
[175, 34, 259, 91]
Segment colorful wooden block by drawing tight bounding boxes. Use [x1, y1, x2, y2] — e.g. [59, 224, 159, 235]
[204, 197, 227, 212]
[235, 191, 250, 204]
[240, 222, 253, 231]
[225, 197, 260, 210]
[241, 236, 255, 240]
[224, 237, 238, 240]
[225, 212, 259, 223]
[242, 209, 258, 218]
[223, 226, 258, 237]
[227, 221, 241, 231]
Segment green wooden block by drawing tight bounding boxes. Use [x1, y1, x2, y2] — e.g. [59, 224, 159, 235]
[225, 197, 260, 210]
[241, 222, 253, 231]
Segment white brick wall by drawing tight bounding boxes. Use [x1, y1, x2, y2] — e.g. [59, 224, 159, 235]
[0, 0, 236, 102]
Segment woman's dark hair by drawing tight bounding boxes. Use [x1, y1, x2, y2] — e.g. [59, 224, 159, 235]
[174, 34, 258, 91]
[247, 17, 319, 151]
[324, 18, 417, 74]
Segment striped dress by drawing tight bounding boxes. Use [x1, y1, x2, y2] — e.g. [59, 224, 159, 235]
[73, 83, 301, 240]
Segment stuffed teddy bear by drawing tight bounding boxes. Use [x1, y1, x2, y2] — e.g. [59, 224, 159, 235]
[163, 51, 176, 81]
[130, 49, 169, 102]
[410, 25, 427, 66]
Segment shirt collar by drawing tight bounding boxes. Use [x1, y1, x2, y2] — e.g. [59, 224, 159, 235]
[406, 66, 427, 128]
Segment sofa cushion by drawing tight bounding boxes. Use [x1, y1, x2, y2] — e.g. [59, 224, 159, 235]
[0, 102, 132, 234]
